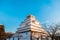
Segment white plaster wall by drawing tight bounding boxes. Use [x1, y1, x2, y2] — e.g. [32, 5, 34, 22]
[9, 32, 30, 40]
[10, 38, 13, 40]
[20, 32, 30, 40]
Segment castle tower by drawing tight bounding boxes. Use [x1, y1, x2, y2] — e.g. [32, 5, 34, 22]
[15, 14, 48, 40]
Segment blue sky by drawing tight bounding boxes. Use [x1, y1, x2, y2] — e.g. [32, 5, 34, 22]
[0, 0, 60, 33]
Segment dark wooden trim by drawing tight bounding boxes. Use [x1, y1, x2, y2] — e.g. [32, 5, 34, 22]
[30, 31, 32, 40]
[17, 30, 30, 33]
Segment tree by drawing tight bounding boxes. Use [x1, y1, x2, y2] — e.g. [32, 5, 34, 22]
[6, 32, 14, 40]
[43, 23, 60, 40]
[0, 25, 6, 40]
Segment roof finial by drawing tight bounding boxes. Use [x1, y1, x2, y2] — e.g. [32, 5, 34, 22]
[26, 13, 32, 18]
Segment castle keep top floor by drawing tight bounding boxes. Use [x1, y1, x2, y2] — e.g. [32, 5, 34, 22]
[16, 14, 48, 34]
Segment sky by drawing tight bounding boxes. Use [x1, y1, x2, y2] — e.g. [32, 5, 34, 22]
[0, 0, 60, 33]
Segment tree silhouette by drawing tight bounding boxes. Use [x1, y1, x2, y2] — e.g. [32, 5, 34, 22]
[43, 23, 60, 40]
[0, 25, 6, 40]
[6, 32, 14, 40]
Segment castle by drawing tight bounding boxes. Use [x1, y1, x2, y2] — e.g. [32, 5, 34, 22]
[14, 14, 48, 40]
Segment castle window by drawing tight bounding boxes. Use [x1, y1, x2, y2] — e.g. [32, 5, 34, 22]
[32, 20, 35, 23]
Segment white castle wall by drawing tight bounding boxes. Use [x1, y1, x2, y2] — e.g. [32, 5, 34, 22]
[20, 32, 30, 40]
[8, 32, 30, 40]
